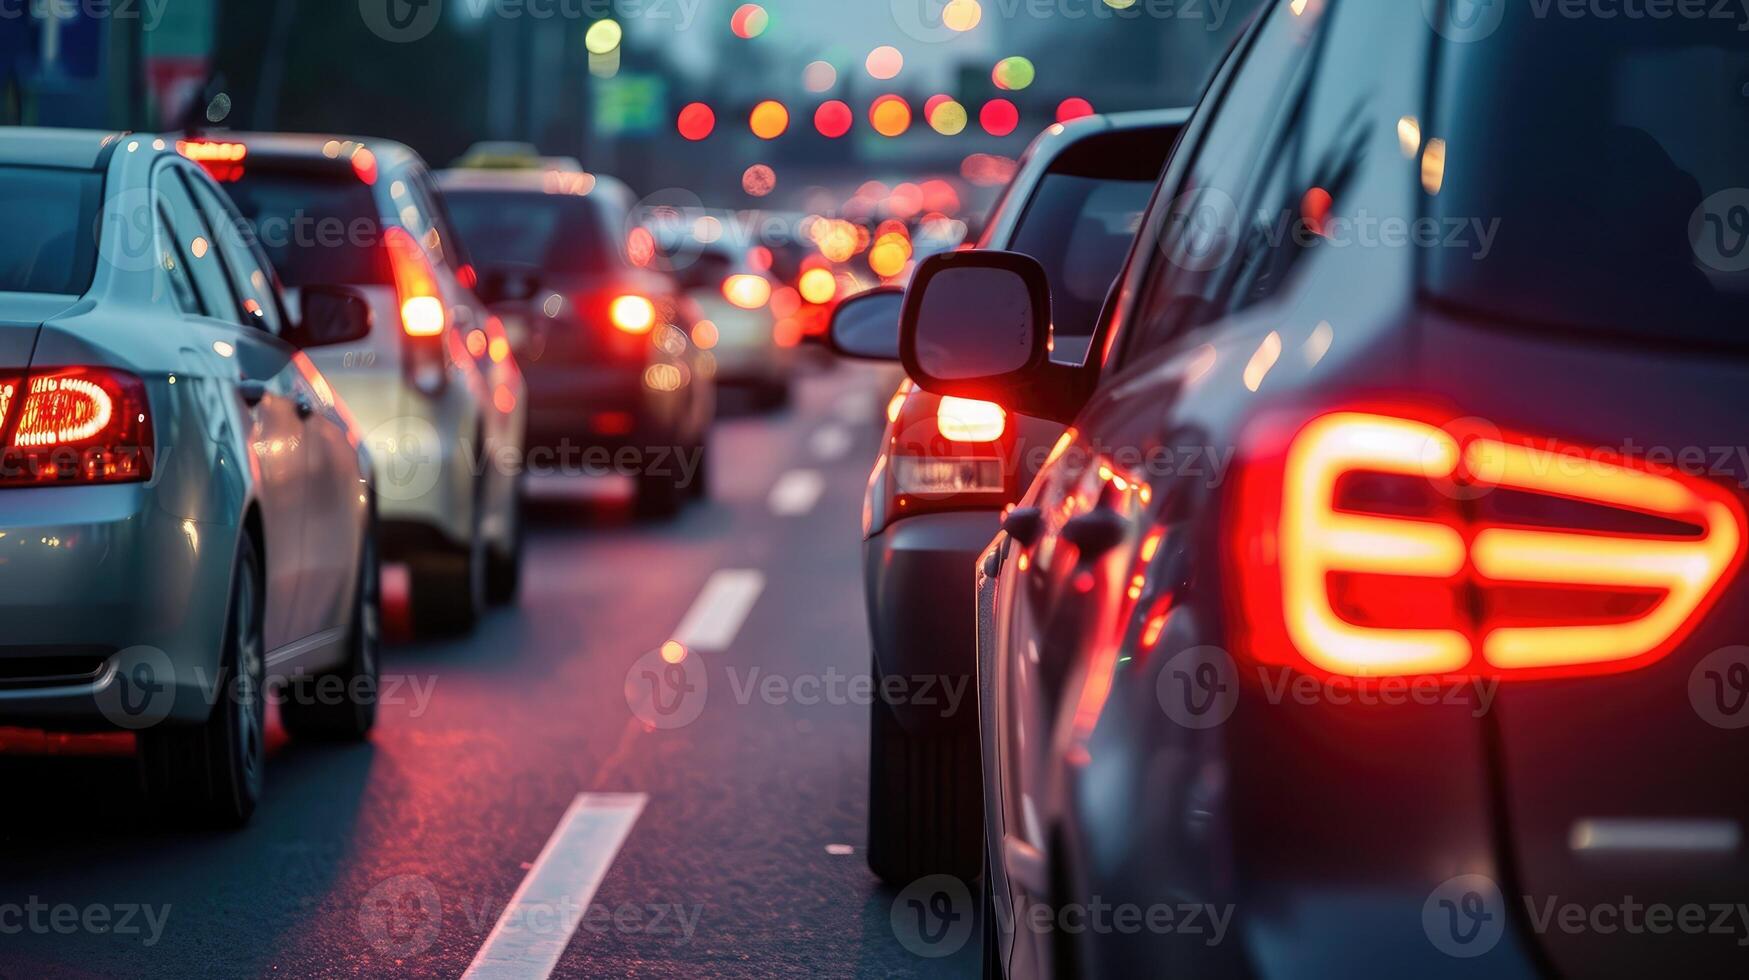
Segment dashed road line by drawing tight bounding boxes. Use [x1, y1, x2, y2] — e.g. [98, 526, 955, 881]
[461, 793, 648, 980]
[768, 469, 825, 516]
[809, 424, 851, 461]
[671, 569, 767, 652]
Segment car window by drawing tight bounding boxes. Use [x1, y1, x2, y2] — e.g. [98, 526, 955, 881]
[155, 203, 202, 315]
[156, 165, 243, 321]
[400, 168, 456, 269]
[0, 166, 102, 295]
[445, 192, 612, 277]
[1011, 174, 1154, 364]
[225, 168, 391, 287]
[1119, 2, 1318, 363]
[1428, 12, 1749, 346]
[185, 171, 286, 334]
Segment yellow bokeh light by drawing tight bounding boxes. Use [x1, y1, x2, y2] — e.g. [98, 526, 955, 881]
[798, 267, 837, 305]
[870, 97, 912, 137]
[585, 19, 622, 55]
[750, 100, 790, 140]
[929, 99, 967, 135]
[943, 0, 982, 30]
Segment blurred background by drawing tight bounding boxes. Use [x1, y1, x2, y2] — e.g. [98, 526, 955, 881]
[1, 0, 1259, 217]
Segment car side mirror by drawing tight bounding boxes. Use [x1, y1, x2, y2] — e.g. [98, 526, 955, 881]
[827, 286, 904, 360]
[288, 285, 373, 348]
[900, 251, 1090, 423]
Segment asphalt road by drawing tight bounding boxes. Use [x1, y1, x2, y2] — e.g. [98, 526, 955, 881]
[0, 360, 983, 979]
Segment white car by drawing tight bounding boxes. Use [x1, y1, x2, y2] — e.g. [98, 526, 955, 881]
[0, 129, 381, 824]
[208, 133, 528, 635]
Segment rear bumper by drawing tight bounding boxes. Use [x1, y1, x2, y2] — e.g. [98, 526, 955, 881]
[0, 484, 233, 730]
[862, 509, 1000, 736]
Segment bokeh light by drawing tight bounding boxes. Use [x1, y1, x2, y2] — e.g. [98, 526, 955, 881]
[814, 100, 853, 138]
[980, 98, 1019, 136]
[929, 99, 967, 135]
[626, 227, 656, 267]
[731, 4, 770, 38]
[803, 60, 837, 92]
[924, 94, 952, 122]
[1056, 97, 1094, 123]
[1104, 0, 1137, 7]
[866, 46, 903, 80]
[584, 20, 622, 55]
[742, 164, 777, 197]
[677, 102, 715, 140]
[870, 95, 912, 137]
[992, 56, 1036, 91]
[750, 100, 790, 139]
[943, 0, 982, 30]
[798, 267, 837, 305]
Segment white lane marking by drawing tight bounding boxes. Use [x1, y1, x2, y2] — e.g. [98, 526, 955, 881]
[523, 473, 635, 501]
[768, 469, 825, 516]
[461, 793, 647, 980]
[671, 569, 766, 652]
[809, 424, 851, 461]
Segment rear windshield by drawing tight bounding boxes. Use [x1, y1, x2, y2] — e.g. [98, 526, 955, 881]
[443, 192, 612, 277]
[1428, 14, 1749, 345]
[1010, 173, 1153, 357]
[224, 169, 390, 287]
[0, 167, 102, 295]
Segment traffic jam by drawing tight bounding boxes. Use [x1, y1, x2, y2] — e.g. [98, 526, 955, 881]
[1, 0, 1747, 976]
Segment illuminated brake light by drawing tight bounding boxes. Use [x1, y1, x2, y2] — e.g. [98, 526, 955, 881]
[936, 397, 1005, 442]
[0, 368, 153, 486]
[723, 274, 772, 310]
[1233, 411, 1747, 679]
[610, 295, 657, 335]
[384, 228, 446, 337]
[176, 140, 248, 182]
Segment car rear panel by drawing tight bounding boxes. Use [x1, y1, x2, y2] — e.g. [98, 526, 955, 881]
[1416, 311, 1749, 976]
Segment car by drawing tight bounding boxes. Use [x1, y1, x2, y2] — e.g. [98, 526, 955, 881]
[204, 132, 528, 635]
[437, 168, 716, 518]
[660, 223, 794, 410]
[896, 2, 1749, 976]
[826, 109, 1187, 884]
[0, 128, 382, 825]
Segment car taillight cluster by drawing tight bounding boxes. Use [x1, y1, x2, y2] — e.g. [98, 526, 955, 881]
[884, 385, 1013, 515]
[1230, 410, 1747, 681]
[0, 367, 153, 487]
[384, 227, 446, 338]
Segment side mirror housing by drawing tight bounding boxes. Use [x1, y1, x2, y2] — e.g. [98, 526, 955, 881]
[899, 250, 1091, 423]
[287, 285, 373, 348]
[827, 286, 904, 360]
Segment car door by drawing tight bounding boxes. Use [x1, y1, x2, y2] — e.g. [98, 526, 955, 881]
[155, 163, 311, 654]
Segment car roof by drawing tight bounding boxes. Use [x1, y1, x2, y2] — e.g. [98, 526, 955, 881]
[0, 128, 128, 169]
[203, 130, 420, 172]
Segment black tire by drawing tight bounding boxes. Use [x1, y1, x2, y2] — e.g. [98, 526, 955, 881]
[281, 523, 380, 741]
[486, 484, 524, 605]
[410, 529, 485, 636]
[685, 441, 710, 500]
[634, 464, 684, 520]
[137, 534, 266, 827]
[866, 669, 985, 885]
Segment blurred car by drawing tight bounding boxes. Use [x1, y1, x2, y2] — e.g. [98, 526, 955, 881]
[898, 3, 1749, 977]
[827, 108, 1187, 884]
[673, 238, 793, 409]
[439, 169, 715, 518]
[203, 132, 527, 636]
[0, 129, 381, 824]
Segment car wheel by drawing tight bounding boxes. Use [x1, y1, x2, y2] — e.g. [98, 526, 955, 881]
[137, 534, 266, 827]
[486, 481, 524, 605]
[866, 663, 984, 884]
[281, 522, 380, 740]
[410, 515, 486, 637]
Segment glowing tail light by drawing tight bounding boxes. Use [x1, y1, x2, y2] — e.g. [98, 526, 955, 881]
[384, 228, 446, 337]
[936, 397, 1005, 442]
[176, 140, 247, 182]
[610, 295, 657, 335]
[0, 368, 153, 487]
[1232, 411, 1747, 679]
[723, 274, 772, 310]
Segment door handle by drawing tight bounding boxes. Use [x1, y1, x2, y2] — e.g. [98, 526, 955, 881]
[295, 393, 315, 419]
[1001, 506, 1043, 548]
[1060, 509, 1128, 559]
[237, 379, 268, 407]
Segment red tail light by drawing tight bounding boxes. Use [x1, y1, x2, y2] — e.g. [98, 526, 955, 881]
[1231, 410, 1747, 680]
[0, 367, 153, 487]
[384, 227, 446, 337]
[176, 140, 248, 182]
[883, 386, 1014, 515]
[723, 274, 771, 310]
[610, 295, 657, 335]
